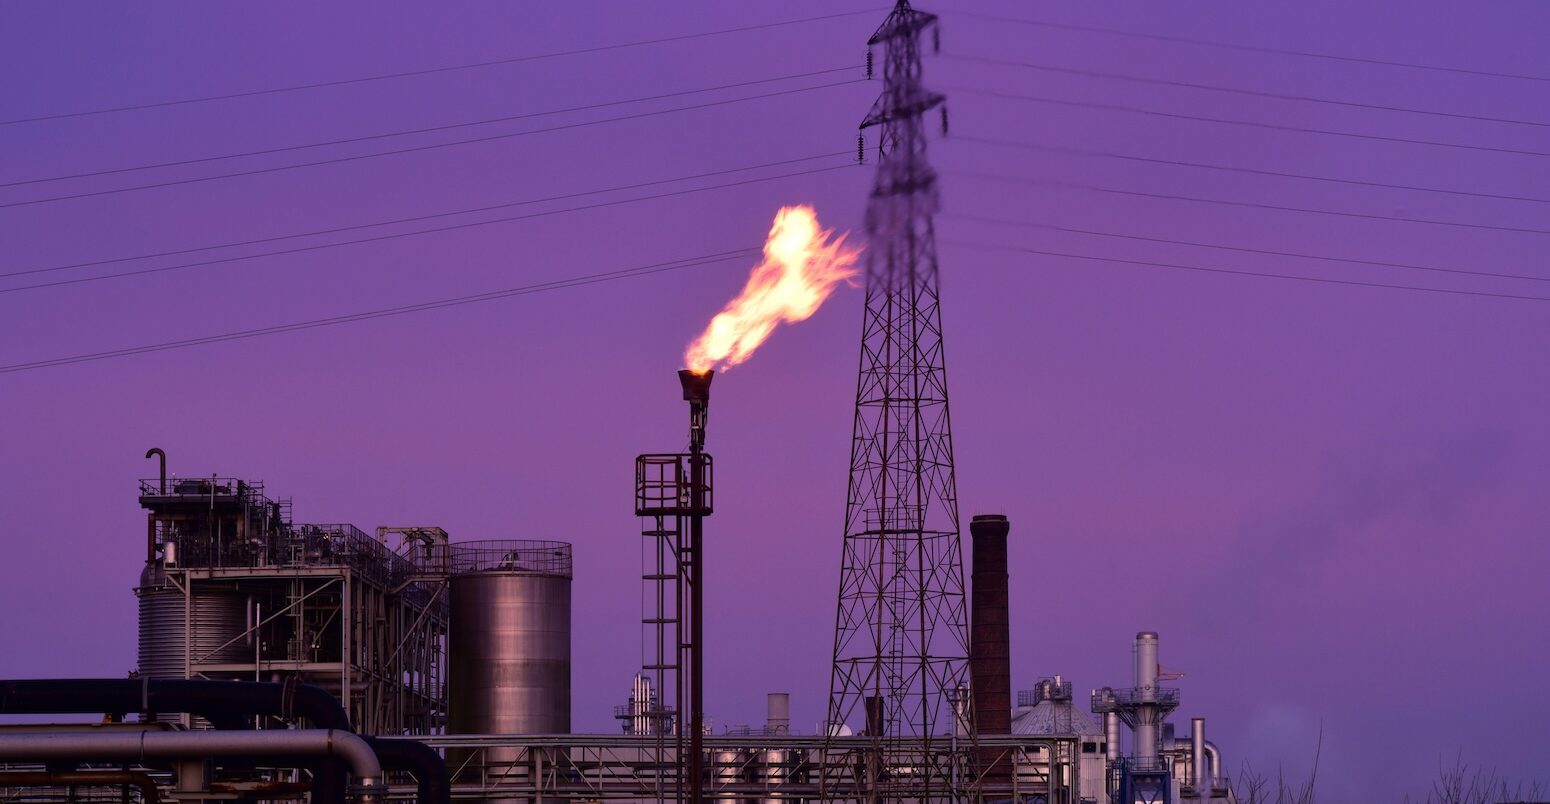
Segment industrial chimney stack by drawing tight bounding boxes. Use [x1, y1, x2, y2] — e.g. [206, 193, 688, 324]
[969, 514, 1012, 784]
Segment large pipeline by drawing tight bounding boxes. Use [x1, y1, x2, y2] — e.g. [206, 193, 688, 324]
[0, 678, 350, 730]
[0, 730, 381, 802]
[0, 770, 161, 803]
[0, 679, 448, 804]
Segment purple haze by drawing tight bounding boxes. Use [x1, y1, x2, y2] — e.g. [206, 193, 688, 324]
[2, 2, 1548, 800]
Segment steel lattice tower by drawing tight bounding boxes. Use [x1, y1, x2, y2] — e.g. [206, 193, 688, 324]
[824, 3, 975, 802]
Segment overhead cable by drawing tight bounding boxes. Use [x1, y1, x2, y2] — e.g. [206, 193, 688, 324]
[0, 7, 882, 126]
[0, 79, 863, 210]
[2, 152, 851, 280]
[951, 135, 1550, 206]
[1, 66, 859, 189]
[0, 249, 761, 374]
[945, 213, 1550, 284]
[0, 161, 856, 294]
[951, 86, 1550, 159]
[951, 170, 1550, 237]
[944, 53, 1550, 129]
[945, 239, 1550, 304]
[946, 10, 1550, 84]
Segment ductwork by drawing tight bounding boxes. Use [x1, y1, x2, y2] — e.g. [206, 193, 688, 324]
[0, 770, 161, 803]
[0, 729, 381, 802]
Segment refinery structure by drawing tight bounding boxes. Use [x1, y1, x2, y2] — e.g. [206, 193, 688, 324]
[2, 4, 1241, 804]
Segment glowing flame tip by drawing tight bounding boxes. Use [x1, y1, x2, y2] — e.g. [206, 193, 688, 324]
[684, 205, 860, 373]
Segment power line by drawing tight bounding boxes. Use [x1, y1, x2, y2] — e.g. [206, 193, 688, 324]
[3, 152, 850, 280]
[946, 239, 1550, 304]
[945, 10, 1550, 84]
[0, 249, 762, 375]
[1, 79, 862, 210]
[952, 135, 1550, 206]
[950, 170, 1550, 237]
[2, 66, 859, 189]
[1, 7, 882, 127]
[950, 86, 1550, 159]
[0, 161, 856, 294]
[943, 53, 1550, 129]
[944, 213, 1550, 284]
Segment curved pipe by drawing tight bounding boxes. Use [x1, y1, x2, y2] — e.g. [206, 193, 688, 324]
[0, 729, 380, 801]
[1168, 737, 1222, 786]
[144, 448, 167, 494]
[0, 680, 448, 804]
[0, 679, 351, 801]
[365, 737, 451, 804]
[0, 770, 161, 803]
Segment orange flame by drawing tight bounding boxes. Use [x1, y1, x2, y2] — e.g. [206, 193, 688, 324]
[685, 205, 860, 372]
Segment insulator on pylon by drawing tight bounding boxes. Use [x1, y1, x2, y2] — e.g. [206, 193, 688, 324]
[857, 134, 865, 164]
[933, 25, 941, 54]
[866, 49, 873, 79]
[940, 105, 949, 136]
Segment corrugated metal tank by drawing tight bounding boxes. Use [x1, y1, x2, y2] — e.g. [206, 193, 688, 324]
[135, 563, 248, 679]
[448, 541, 573, 739]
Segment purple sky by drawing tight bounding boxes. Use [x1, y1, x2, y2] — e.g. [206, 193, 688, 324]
[3, 2, 1549, 799]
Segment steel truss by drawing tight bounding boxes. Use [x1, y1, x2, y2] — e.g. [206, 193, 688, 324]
[825, 3, 976, 803]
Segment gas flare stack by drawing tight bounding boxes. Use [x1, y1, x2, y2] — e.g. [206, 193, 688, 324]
[824, 2, 977, 803]
[634, 369, 716, 803]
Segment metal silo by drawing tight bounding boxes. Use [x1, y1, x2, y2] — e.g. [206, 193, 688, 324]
[447, 540, 572, 788]
[135, 563, 248, 680]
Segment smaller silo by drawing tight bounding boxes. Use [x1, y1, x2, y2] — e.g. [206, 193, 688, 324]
[136, 563, 249, 680]
[447, 540, 572, 784]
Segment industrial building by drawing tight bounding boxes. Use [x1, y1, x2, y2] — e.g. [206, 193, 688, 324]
[0, 3, 1247, 803]
[0, 453, 1239, 804]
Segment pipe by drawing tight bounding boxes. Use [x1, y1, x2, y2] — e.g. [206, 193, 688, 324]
[679, 368, 713, 804]
[0, 770, 161, 803]
[0, 679, 352, 801]
[364, 737, 451, 804]
[0, 678, 350, 730]
[145, 448, 167, 494]
[1191, 717, 1206, 790]
[1168, 737, 1222, 791]
[1103, 710, 1121, 762]
[0, 679, 460, 803]
[0, 729, 381, 800]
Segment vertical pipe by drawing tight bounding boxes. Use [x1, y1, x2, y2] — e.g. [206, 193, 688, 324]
[1104, 711, 1121, 762]
[1134, 631, 1159, 761]
[679, 369, 713, 804]
[1191, 717, 1206, 792]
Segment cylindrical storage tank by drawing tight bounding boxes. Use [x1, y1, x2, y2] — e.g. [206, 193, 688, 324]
[135, 564, 249, 680]
[765, 693, 790, 735]
[759, 748, 793, 804]
[714, 749, 747, 802]
[447, 540, 572, 785]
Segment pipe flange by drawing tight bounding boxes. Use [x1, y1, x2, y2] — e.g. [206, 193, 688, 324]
[349, 780, 388, 803]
